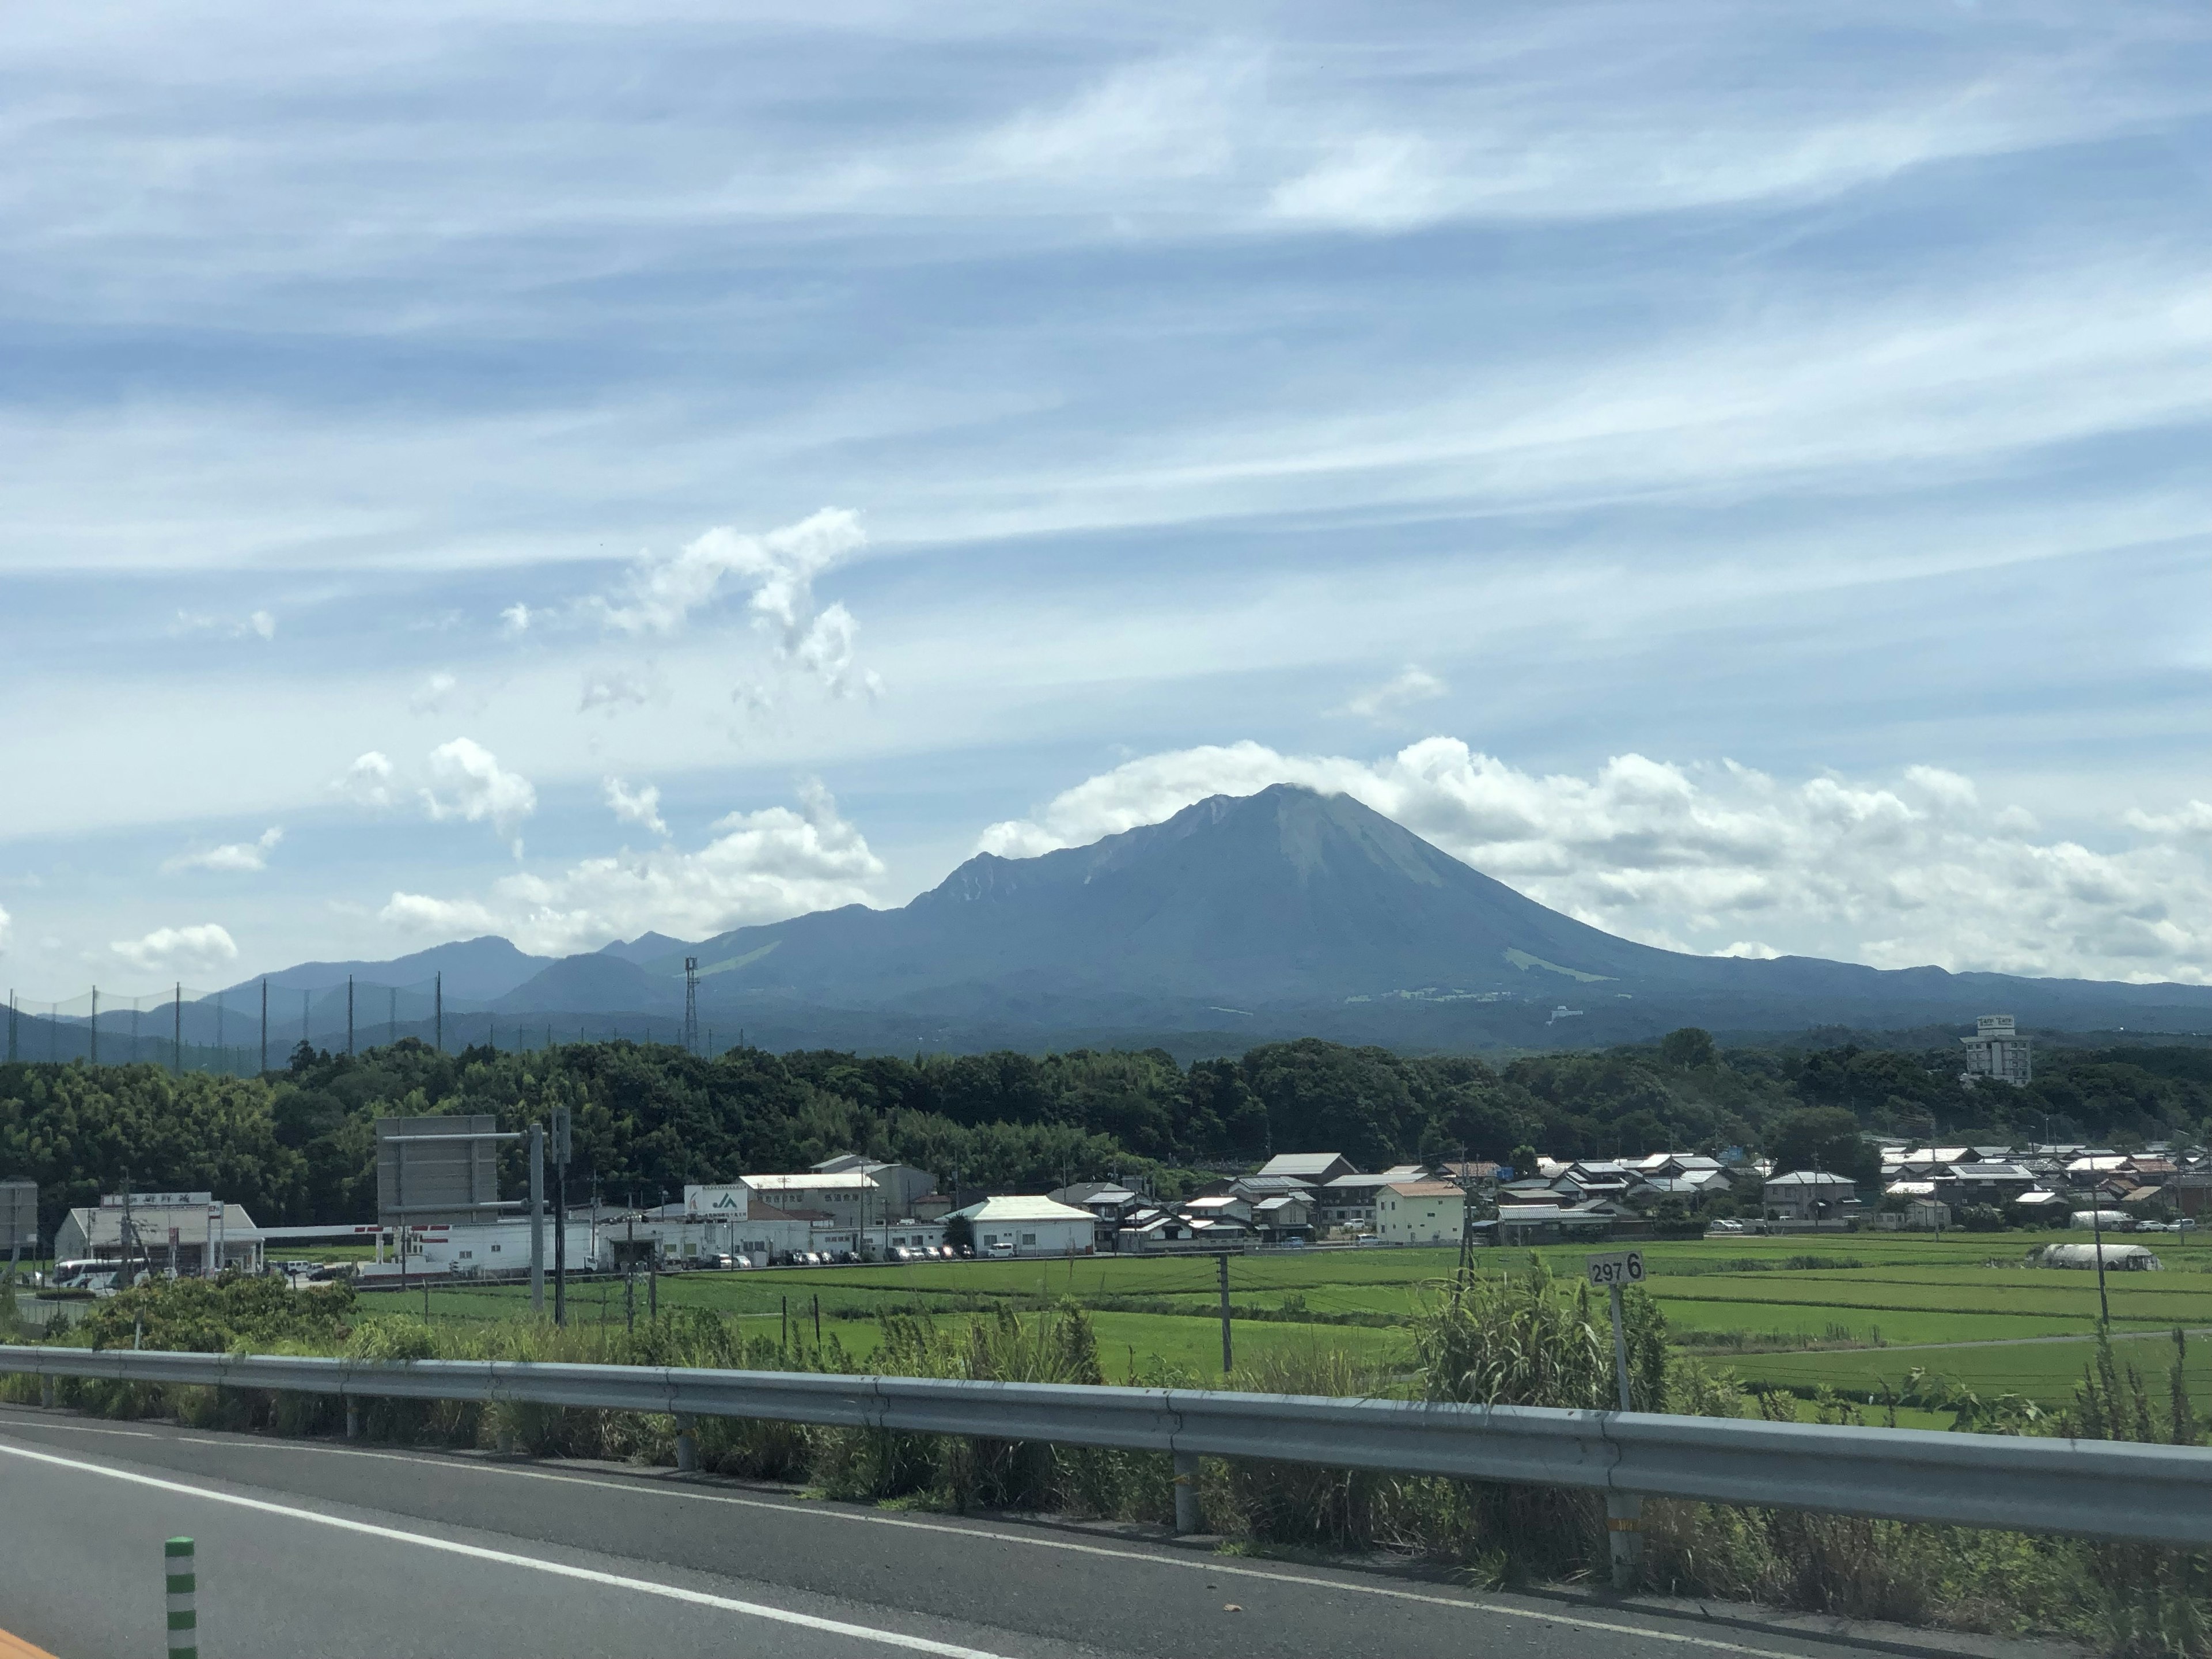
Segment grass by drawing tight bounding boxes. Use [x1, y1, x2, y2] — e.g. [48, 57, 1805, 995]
[350, 1229, 2212, 1407]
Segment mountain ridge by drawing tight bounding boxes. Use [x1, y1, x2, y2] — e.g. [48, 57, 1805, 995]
[232, 786, 2212, 1048]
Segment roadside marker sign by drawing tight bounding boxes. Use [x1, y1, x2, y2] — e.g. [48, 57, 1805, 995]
[1584, 1250, 1643, 1288]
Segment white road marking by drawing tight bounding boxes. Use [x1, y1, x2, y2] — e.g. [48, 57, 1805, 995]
[0, 1439, 1016, 1659]
[0, 1414, 1824, 1658]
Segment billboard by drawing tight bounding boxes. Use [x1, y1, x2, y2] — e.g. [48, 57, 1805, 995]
[376, 1116, 508, 1228]
[0, 1181, 35, 1249]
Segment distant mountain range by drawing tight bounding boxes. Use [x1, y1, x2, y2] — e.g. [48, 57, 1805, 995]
[219, 785, 2212, 1053]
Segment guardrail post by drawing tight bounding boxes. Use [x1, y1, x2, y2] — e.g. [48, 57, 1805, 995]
[1606, 1491, 1643, 1589]
[345, 1399, 361, 1440]
[40, 1374, 55, 1408]
[164, 1536, 198, 1658]
[675, 1412, 698, 1473]
[1172, 1450, 1201, 1535]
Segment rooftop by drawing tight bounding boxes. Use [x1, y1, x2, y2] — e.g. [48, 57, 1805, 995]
[947, 1195, 1098, 1224]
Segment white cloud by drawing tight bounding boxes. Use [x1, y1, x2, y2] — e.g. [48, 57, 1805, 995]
[2126, 801, 2212, 838]
[0, 903, 10, 954]
[334, 751, 395, 808]
[420, 738, 537, 841]
[593, 510, 877, 698]
[500, 602, 532, 637]
[173, 608, 277, 641]
[409, 671, 461, 715]
[604, 777, 669, 839]
[1341, 665, 1447, 722]
[980, 738, 2212, 984]
[162, 826, 283, 874]
[377, 892, 501, 937]
[597, 508, 865, 638]
[579, 666, 662, 715]
[111, 923, 239, 977]
[382, 779, 882, 956]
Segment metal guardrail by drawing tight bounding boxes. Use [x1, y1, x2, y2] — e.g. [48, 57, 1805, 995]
[5, 1346, 2210, 1548]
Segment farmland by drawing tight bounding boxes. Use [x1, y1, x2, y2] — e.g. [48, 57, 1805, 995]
[365, 1232, 2212, 1406]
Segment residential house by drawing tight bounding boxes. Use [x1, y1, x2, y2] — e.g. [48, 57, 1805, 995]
[1762, 1170, 1860, 1222]
[1250, 1192, 1314, 1241]
[1316, 1166, 1431, 1232]
[1048, 1182, 1145, 1252]
[1552, 1161, 1636, 1205]
[1183, 1195, 1253, 1227]
[1375, 1180, 1465, 1247]
[1477, 1202, 1619, 1247]
[1256, 1153, 1358, 1186]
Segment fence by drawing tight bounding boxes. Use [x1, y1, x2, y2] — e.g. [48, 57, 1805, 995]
[3, 979, 694, 1076]
[4, 1346, 2210, 1549]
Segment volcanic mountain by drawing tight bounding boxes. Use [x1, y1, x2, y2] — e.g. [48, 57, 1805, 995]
[474, 784, 2212, 1048]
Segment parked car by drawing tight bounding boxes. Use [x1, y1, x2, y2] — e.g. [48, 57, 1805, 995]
[1710, 1218, 1747, 1233]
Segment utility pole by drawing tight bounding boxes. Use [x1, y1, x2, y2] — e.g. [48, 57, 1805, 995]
[301, 990, 310, 1054]
[172, 983, 182, 1075]
[1218, 1252, 1233, 1373]
[347, 975, 355, 1056]
[683, 957, 699, 1054]
[2091, 1195, 2111, 1332]
[434, 972, 443, 1054]
[552, 1101, 571, 1327]
[389, 987, 397, 1048]
[89, 988, 99, 1066]
[259, 978, 267, 1074]
[6, 991, 14, 1062]
[529, 1122, 546, 1316]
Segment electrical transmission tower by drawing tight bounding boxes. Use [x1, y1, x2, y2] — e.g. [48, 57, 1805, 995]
[683, 957, 699, 1054]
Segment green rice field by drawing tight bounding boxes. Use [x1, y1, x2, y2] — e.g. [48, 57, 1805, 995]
[369, 1232, 2212, 1406]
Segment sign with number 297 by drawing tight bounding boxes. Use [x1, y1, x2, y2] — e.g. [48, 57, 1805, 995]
[1586, 1251, 1644, 1288]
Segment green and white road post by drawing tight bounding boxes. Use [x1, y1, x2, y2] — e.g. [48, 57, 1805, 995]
[164, 1536, 198, 1658]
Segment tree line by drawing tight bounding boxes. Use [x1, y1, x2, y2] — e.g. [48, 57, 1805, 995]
[2, 1029, 2207, 1236]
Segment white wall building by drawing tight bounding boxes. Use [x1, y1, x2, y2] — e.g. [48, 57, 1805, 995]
[56, 1192, 263, 1276]
[948, 1196, 1097, 1257]
[1374, 1181, 1465, 1246]
[741, 1172, 889, 1227]
[1960, 1014, 2033, 1086]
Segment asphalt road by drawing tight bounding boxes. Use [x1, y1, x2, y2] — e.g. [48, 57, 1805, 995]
[0, 1405, 2043, 1659]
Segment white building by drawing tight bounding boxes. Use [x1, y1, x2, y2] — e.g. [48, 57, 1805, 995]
[1374, 1180, 1466, 1246]
[947, 1195, 1097, 1257]
[55, 1192, 263, 1277]
[356, 1217, 599, 1280]
[741, 1172, 888, 1227]
[810, 1155, 938, 1214]
[1960, 1014, 2033, 1086]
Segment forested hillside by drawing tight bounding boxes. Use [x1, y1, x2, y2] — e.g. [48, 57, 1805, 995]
[3, 1032, 2209, 1237]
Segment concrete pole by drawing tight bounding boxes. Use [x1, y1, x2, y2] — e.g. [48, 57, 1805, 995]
[1606, 1281, 1643, 1589]
[675, 1413, 698, 1473]
[528, 1124, 546, 1315]
[1172, 1450, 1202, 1535]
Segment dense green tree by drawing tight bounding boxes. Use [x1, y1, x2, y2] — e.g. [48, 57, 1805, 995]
[1658, 1027, 1718, 1070]
[1768, 1106, 1877, 1183]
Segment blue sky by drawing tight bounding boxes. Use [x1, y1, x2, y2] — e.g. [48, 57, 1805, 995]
[4, 0, 2211, 1000]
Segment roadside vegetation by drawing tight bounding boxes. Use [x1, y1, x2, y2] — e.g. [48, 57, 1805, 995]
[8, 1263, 2212, 1655]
